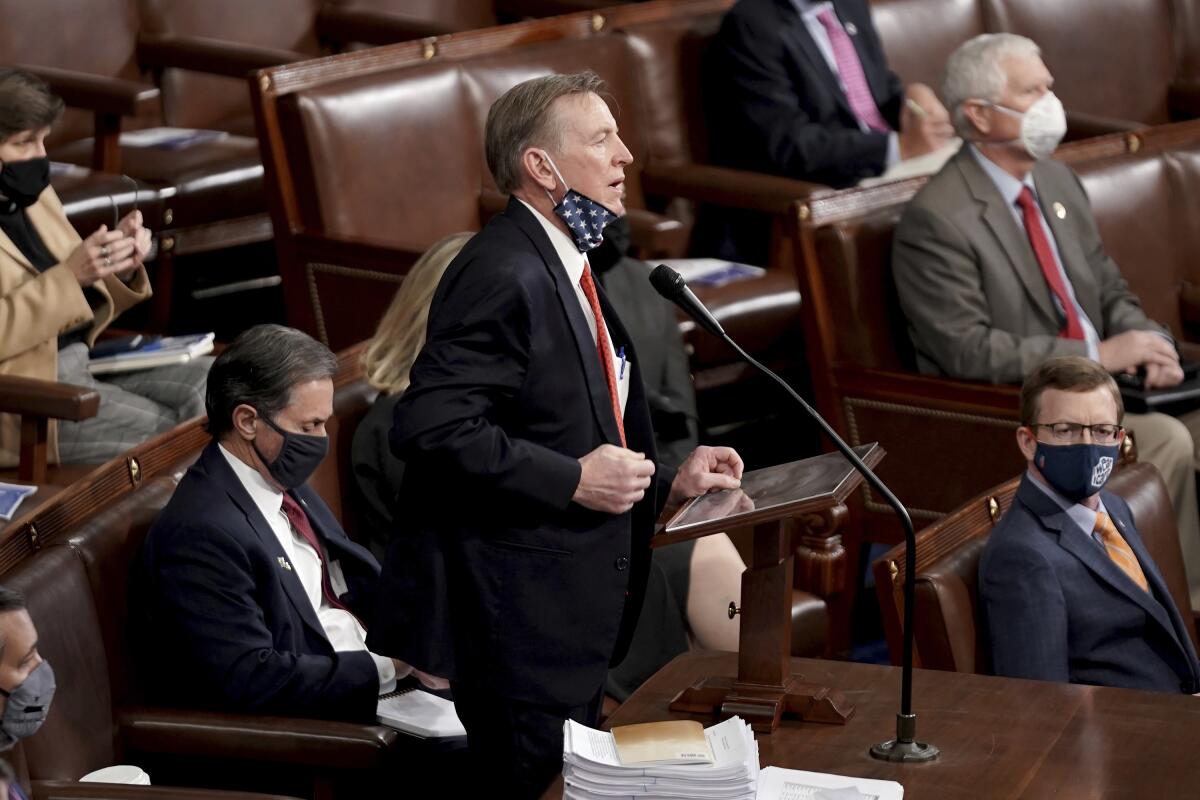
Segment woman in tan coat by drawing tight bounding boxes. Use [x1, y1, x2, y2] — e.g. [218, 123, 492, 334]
[0, 68, 208, 467]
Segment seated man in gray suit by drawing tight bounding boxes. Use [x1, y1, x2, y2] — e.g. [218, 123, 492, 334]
[893, 33, 1200, 608]
[980, 357, 1200, 692]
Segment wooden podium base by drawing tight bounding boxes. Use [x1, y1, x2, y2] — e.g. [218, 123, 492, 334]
[668, 674, 855, 733]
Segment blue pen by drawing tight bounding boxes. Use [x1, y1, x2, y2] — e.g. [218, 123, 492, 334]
[618, 346, 627, 379]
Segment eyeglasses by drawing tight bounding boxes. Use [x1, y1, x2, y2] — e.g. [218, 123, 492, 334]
[107, 174, 140, 230]
[1029, 422, 1124, 444]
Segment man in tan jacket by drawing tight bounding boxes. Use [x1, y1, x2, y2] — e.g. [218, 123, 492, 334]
[0, 68, 208, 467]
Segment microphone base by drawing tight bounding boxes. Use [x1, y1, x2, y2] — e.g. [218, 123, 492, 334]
[869, 738, 939, 762]
[870, 713, 939, 762]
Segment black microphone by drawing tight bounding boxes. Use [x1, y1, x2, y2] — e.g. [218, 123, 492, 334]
[649, 264, 726, 338]
[649, 264, 937, 763]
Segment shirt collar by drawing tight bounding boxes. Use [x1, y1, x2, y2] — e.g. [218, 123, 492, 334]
[790, 0, 832, 19]
[1025, 466, 1108, 537]
[517, 196, 587, 285]
[968, 144, 1037, 209]
[218, 442, 284, 519]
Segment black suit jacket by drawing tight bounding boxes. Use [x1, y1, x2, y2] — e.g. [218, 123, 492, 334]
[706, 0, 903, 188]
[137, 441, 383, 721]
[368, 198, 674, 708]
[980, 475, 1200, 693]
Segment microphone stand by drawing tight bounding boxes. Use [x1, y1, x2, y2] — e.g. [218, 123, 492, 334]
[717, 336, 937, 761]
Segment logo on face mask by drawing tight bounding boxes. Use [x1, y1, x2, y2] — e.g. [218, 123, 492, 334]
[251, 412, 328, 490]
[540, 151, 618, 253]
[1035, 441, 1120, 503]
[986, 91, 1067, 160]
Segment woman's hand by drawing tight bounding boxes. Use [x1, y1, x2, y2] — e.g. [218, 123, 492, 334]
[117, 209, 153, 270]
[64, 225, 136, 287]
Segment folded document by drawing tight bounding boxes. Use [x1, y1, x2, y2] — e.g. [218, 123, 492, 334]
[376, 686, 465, 739]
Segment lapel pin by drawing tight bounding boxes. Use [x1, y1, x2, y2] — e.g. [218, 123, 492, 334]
[277, 556, 293, 571]
[1053, 202, 1067, 219]
[845, 21, 858, 35]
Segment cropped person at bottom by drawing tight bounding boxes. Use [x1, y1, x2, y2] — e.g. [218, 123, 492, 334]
[980, 356, 1200, 692]
[137, 325, 443, 723]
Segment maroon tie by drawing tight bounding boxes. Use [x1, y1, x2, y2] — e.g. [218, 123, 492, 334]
[579, 261, 627, 447]
[280, 493, 352, 615]
[1015, 186, 1085, 340]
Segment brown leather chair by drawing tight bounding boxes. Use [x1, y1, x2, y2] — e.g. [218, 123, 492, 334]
[872, 461, 1200, 672]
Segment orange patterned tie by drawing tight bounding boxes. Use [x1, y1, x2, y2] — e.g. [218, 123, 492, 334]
[1094, 512, 1149, 593]
[578, 261, 626, 447]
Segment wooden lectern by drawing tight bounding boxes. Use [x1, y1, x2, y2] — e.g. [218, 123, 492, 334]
[655, 443, 883, 734]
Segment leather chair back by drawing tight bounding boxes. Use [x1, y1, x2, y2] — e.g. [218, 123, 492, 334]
[138, 0, 322, 134]
[982, 0, 1178, 124]
[330, 0, 498, 33]
[275, 61, 481, 243]
[0, 0, 155, 147]
[7, 544, 119, 780]
[874, 461, 1200, 673]
[871, 0, 987, 89]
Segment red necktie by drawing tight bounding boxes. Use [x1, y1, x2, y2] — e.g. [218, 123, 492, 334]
[1015, 187, 1085, 340]
[579, 262, 626, 447]
[815, 8, 890, 134]
[280, 493, 353, 615]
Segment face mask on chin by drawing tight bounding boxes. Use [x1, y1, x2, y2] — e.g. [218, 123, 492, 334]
[981, 91, 1067, 161]
[0, 156, 50, 212]
[539, 151, 619, 253]
[251, 412, 328, 490]
[1034, 440, 1119, 503]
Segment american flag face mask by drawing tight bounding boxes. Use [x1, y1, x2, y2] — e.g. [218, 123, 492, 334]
[540, 151, 617, 253]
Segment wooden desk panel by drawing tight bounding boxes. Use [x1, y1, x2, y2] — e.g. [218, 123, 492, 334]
[542, 652, 1200, 799]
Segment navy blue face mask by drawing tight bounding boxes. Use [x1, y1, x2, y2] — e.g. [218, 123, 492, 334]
[252, 412, 328, 490]
[541, 152, 618, 253]
[1035, 442, 1120, 503]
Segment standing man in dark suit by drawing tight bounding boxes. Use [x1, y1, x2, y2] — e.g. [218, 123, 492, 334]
[370, 72, 744, 798]
[139, 324, 441, 723]
[980, 356, 1200, 693]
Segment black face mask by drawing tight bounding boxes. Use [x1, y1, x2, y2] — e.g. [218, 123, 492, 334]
[0, 157, 50, 211]
[251, 412, 328, 490]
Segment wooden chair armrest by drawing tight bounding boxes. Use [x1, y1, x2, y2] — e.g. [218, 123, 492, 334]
[1064, 109, 1146, 140]
[118, 706, 398, 769]
[642, 162, 827, 215]
[139, 34, 304, 79]
[18, 65, 159, 118]
[0, 375, 100, 422]
[833, 367, 1021, 417]
[315, 6, 452, 46]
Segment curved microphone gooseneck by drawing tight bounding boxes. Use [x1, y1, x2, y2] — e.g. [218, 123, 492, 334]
[649, 264, 938, 762]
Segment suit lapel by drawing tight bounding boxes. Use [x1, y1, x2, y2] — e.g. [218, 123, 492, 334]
[956, 151, 1062, 327]
[292, 485, 378, 576]
[203, 445, 329, 642]
[506, 198, 624, 446]
[1032, 169, 1104, 332]
[776, 0, 855, 120]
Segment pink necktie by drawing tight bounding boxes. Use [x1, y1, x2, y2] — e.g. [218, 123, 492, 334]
[579, 261, 627, 447]
[815, 8, 891, 134]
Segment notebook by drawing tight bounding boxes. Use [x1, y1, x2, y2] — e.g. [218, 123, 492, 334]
[376, 686, 466, 739]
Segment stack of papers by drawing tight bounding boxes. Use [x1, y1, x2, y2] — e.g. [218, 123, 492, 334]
[376, 687, 466, 739]
[562, 716, 759, 800]
[654, 259, 766, 287]
[755, 767, 903, 800]
[0, 482, 36, 521]
[88, 333, 215, 375]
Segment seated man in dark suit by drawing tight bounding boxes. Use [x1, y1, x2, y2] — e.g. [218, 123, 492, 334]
[980, 356, 1200, 693]
[704, 0, 953, 261]
[138, 324, 441, 722]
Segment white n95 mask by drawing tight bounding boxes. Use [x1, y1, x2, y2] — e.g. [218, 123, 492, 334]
[989, 91, 1067, 160]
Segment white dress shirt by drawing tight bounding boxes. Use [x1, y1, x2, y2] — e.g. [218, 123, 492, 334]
[218, 444, 398, 694]
[1026, 467, 1108, 546]
[790, 0, 901, 166]
[518, 197, 630, 415]
[969, 146, 1103, 361]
